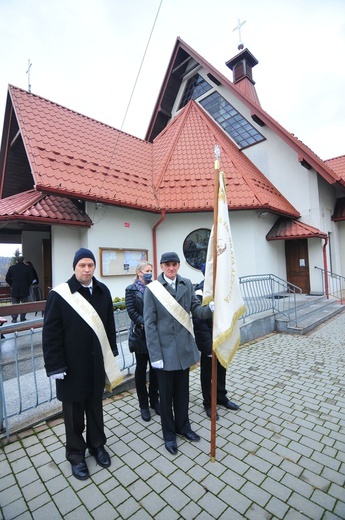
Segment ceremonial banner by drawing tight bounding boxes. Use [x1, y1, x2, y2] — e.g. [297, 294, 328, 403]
[202, 171, 246, 368]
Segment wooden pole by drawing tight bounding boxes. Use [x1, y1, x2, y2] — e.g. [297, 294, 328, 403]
[210, 148, 220, 461]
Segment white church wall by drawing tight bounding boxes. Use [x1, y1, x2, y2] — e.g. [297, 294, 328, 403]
[308, 239, 326, 294]
[51, 226, 84, 287]
[154, 210, 288, 285]
[85, 204, 157, 299]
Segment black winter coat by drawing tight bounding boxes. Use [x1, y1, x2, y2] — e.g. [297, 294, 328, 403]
[192, 280, 213, 356]
[125, 283, 148, 354]
[5, 262, 33, 298]
[42, 275, 118, 402]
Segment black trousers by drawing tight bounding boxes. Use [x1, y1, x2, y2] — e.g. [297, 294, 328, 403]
[62, 396, 106, 464]
[200, 353, 227, 408]
[156, 368, 191, 441]
[11, 295, 29, 321]
[134, 352, 159, 409]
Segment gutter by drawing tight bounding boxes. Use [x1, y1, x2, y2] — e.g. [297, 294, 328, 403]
[152, 210, 166, 278]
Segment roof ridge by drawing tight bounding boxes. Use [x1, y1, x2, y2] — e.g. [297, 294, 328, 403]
[152, 102, 194, 191]
[9, 85, 146, 143]
[15, 190, 44, 214]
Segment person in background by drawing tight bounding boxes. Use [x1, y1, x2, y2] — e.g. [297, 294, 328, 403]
[5, 255, 33, 322]
[25, 260, 40, 301]
[43, 248, 118, 481]
[144, 252, 214, 455]
[125, 261, 159, 421]
[193, 263, 240, 420]
[25, 260, 39, 284]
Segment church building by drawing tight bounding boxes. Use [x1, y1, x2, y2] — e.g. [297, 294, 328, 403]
[0, 37, 344, 300]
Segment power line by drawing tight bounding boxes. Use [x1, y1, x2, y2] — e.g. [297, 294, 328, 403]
[119, 0, 164, 131]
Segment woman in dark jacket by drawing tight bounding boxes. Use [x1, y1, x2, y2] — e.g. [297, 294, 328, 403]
[125, 261, 159, 421]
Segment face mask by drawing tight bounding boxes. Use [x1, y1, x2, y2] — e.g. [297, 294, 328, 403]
[142, 273, 152, 283]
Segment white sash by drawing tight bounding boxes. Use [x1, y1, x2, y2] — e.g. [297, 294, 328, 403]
[147, 280, 194, 337]
[53, 283, 123, 392]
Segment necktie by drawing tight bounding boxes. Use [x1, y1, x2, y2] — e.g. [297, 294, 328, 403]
[171, 281, 175, 290]
[81, 286, 91, 300]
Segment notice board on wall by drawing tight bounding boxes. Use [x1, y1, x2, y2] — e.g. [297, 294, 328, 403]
[99, 248, 148, 276]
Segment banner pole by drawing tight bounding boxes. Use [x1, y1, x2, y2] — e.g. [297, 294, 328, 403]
[210, 145, 220, 461]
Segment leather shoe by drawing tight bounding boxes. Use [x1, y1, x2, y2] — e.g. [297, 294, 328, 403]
[181, 431, 200, 442]
[205, 407, 219, 420]
[150, 402, 160, 415]
[141, 407, 151, 421]
[71, 460, 89, 480]
[165, 440, 178, 455]
[89, 446, 111, 468]
[219, 399, 239, 411]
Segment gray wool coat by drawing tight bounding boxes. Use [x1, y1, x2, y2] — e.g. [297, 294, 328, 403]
[143, 273, 213, 371]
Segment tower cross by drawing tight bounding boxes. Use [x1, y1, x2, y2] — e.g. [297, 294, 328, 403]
[26, 59, 32, 93]
[233, 18, 246, 48]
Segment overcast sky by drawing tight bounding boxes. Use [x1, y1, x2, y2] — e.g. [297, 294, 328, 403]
[0, 0, 344, 162]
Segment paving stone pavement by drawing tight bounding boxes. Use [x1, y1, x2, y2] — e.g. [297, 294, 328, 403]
[1, 312, 345, 519]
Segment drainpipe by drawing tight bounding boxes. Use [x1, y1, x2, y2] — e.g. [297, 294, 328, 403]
[323, 236, 329, 299]
[152, 210, 166, 279]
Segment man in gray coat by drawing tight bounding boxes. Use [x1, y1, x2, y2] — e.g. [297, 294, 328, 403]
[144, 252, 214, 455]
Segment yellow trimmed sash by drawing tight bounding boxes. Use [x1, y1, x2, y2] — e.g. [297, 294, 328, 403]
[53, 283, 123, 392]
[146, 280, 194, 337]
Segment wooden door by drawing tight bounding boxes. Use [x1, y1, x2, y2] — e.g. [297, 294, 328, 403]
[285, 239, 310, 293]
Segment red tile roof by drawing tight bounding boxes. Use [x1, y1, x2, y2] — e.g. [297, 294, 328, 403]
[7, 86, 299, 218]
[153, 101, 299, 216]
[325, 155, 345, 181]
[266, 217, 327, 241]
[10, 86, 156, 211]
[0, 189, 92, 226]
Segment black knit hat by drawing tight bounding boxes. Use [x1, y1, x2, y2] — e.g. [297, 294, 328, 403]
[73, 248, 96, 269]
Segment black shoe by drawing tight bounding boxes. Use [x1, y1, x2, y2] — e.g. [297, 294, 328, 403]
[205, 407, 219, 420]
[71, 460, 89, 480]
[141, 407, 151, 421]
[11, 318, 17, 323]
[150, 402, 160, 415]
[20, 318, 27, 322]
[89, 446, 111, 468]
[165, 440, 178, 455]
[180, 431, 200, 442]
[218, 399, 239, 411]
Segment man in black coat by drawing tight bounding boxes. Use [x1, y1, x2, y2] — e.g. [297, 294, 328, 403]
[5, 255, 33, 322]
[43, 248, 118, 480]
[193, 264, 240, 419]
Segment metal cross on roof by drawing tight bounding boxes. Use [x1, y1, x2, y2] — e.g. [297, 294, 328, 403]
[233, 18, 246, 50]
[26, 59, 32, 93]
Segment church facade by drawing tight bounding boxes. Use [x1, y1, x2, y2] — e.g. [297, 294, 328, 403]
[0, 38, 344, 300]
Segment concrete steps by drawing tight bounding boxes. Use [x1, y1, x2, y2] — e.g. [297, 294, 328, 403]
[275, 296, 345, 335]
[240, 295, 345, 343]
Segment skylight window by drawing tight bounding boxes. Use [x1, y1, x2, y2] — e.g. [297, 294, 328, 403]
[179, 74, 212, 109]
[200, 91, 265, 149]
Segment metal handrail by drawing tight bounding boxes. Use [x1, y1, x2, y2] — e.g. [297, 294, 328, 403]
[314, 266, 345, 304]
[0, 310, 134, 440]
[239, 273, 302, 325]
